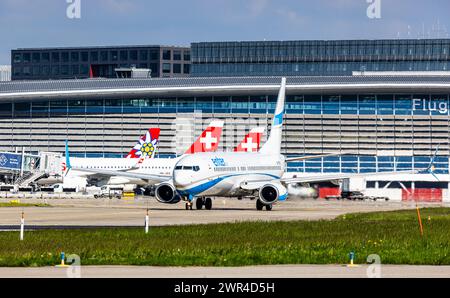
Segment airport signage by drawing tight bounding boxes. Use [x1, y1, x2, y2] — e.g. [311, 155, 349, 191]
[0, 153, 22, 171]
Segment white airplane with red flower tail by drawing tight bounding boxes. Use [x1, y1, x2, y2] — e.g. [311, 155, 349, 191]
[64, 121, 225, 190]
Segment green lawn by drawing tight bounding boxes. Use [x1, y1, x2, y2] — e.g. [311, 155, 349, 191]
[0, 208, 449, 267]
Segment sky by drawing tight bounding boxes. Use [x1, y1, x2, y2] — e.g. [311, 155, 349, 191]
[1, 0, 450, 64]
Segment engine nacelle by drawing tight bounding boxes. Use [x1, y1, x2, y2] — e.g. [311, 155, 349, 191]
[155, 183, 181, 204]
[259, 182, 287, 205]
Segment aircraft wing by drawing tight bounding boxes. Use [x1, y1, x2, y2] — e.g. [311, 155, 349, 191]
[285, 152, 380, 162]
[281, 170, 420, 185]
[71, 167, 171, 183]
[238, 170, 421, 191]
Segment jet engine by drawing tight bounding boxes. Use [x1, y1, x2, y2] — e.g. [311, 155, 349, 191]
[155, 182, 181, 204]
[258, 182, 287, 205]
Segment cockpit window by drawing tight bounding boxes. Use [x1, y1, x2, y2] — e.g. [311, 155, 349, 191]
[175, 166, 200, 171]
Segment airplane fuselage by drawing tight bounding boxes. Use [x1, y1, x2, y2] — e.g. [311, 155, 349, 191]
[173, 152, 285, 197]
[70, 157, 179, 186]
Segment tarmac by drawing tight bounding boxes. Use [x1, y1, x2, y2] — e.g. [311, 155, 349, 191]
[0, 265, 449, 278]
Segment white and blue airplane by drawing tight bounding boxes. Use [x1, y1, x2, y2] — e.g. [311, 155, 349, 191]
[166, 77, 293, 210]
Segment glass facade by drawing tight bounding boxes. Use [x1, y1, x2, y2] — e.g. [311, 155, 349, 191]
[0, 92, 448, 174]
[191, 39, 450, 76]
[11, 46, 191, 80]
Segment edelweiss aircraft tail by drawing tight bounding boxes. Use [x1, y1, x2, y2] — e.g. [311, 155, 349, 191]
[184, 121, 224, 154]
[234, 127, 265, 152]
[259, 77, 286, 155]
[126, 128, 161, 159]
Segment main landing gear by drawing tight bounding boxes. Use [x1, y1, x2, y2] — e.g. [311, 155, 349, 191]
[256, 199, 272, 211]
[195, 197, 213, 210]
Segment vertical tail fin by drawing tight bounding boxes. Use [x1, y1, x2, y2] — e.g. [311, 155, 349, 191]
[184, 120, 224, 154]
[234, 127, 265, 152]
[259, 77, 286, 155]
[126, 128, 161, 159]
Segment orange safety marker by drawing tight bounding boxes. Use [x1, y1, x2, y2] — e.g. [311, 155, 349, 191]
[416, 204, 424, 237]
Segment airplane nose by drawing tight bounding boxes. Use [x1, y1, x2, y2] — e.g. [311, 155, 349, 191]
[173, 172, 190, 188]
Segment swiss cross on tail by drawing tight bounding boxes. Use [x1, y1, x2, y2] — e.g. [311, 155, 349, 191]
[234, 127, 265, 153]
[184, 121, 224, 154]
[126, 128, 161, 159]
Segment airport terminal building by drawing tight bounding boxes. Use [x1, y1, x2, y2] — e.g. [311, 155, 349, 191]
[1, 75, 449, 173]
[2, 38, 450, 201]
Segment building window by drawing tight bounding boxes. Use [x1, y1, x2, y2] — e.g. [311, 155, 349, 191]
[23, 66, 31, 75]
[23, 53, 31, 63]
[130, 50, 138, 60]
[163, 50, 171, 60]
[80, 65, 89, 75]
[81, 52, 89, 62]
[90, 51, 98, 62]
[71, 52, 79, 62]
[184, 51, 191, 61]
[140, 50, 148, 60]
[32, 53, 40, 63]
[42, 52, 50, 62]
[111, 50, 118, 61]
[183, 64, 190, 74]
[100, 51, 108, 62]
[173, 64, 181, 73]
[150, 50, 159, 60]
[13, 53, 21, 63]
[173, 50, 181, 60]
[162, 63, 171, 73]
[41, 65, 50, 75]
[150, 63, 158, 75]
[61, 52, 69, 63]
[51, 65, 59, 75]
[13, 66, 22, 76]
[71, 65, 79, 75]
[61, 65, 69, 75]
[120, 50, 128, 61]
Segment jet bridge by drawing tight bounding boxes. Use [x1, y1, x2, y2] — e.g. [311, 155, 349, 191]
[0, 151, 63, 187]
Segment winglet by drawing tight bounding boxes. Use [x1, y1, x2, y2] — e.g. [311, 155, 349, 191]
[425, 146, 440, 181]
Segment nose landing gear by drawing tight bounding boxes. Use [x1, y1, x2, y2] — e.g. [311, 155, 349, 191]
[185, 202, 193, 210]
